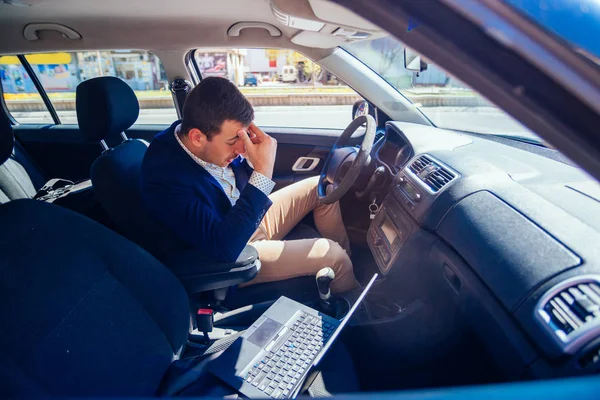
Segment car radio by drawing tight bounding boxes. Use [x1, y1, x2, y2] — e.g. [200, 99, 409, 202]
[367, 200, 412, 274]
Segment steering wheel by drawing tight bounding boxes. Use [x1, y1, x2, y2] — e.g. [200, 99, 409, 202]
[318, 114, 376, 204]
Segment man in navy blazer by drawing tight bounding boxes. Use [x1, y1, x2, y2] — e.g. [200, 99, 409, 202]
[141, 77, 358, 294]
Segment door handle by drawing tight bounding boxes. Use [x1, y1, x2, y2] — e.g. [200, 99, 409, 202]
[292, 157, 320, 172]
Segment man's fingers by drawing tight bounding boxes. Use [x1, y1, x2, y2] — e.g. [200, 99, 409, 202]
[248, 129, 259, 144]
[237, 130, 254, 149]
[249, 122, 267, 138]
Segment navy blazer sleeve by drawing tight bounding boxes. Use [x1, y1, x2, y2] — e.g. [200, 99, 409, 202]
[143, 175, 272, 262]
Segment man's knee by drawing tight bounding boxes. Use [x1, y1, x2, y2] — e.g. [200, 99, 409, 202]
[318, 239, 357, 293]
[305, 175, 320, 186]
[304, 176, 320, 198]
[314, 239, 352, 274]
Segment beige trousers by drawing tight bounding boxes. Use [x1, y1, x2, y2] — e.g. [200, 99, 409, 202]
[241, 176, 359, 294]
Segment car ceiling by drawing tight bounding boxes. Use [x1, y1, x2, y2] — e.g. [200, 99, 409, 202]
[0, 0, 382, 58]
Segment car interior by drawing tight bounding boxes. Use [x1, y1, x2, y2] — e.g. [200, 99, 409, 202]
[1, 0, 600, 398]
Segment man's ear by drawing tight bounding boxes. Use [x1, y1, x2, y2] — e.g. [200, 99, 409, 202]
[188, 128, 207, 148]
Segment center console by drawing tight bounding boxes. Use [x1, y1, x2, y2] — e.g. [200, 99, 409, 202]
[367, 192, 416, 274]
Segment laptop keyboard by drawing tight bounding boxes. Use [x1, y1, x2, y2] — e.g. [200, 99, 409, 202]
[241, 312, 337, 399]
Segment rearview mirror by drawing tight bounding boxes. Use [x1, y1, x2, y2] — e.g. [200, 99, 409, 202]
[404, 47, 428, 73]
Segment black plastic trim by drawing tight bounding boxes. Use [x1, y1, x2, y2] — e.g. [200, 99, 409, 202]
[184, 50, 201, 85]
[0, 78, 17, 125]
[17, 54, 59, 125]
[188, 49, 204, 81]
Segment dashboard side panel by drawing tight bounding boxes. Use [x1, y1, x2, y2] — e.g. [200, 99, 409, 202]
[436, 191, 581, 311]
[429, 240, 538, 379]
[367, 121, 600, 380]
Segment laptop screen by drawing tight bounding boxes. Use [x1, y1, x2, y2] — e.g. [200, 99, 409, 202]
[312, 273, 378, 366]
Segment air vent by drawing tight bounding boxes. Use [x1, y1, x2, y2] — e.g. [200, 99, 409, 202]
[409, 155, 431, 174]
[537, 276, 600, 354]
[543, 282, 600, 338]
[407, 155, 457, 193]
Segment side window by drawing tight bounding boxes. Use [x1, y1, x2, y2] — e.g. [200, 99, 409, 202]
[0, 55, 53, 124]
[193, 48, 363, 130]
[1, 51, 176, 125]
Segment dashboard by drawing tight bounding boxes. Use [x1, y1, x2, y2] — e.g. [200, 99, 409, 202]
[374, 128, 413, 174]
[365, 121, 600, 378]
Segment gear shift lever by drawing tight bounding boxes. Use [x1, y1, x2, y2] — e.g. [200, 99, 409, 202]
[316, 267, 335, 314]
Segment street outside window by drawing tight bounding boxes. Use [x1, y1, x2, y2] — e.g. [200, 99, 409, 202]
[194, 48, 364, 130]
[0, 50, 175, 125]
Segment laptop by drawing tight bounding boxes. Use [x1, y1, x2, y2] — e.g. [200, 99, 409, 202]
[209, 273, 378, 399]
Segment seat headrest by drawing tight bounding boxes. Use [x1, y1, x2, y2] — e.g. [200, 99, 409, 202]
[76, 76, 140, 142]
[0, 106, 15, 165]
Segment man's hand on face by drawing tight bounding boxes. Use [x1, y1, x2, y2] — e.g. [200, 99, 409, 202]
[237, 122, 277, 179]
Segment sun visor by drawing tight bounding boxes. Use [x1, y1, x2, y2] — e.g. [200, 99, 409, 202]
[291, 31, 348, 49]
[308, 0, 380, 31]
[270, 0, 381, 33]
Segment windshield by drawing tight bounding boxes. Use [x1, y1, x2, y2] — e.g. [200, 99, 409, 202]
[343, 36, 542, 144]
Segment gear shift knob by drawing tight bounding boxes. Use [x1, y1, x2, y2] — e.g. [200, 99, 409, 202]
[316, 267, 335, 301]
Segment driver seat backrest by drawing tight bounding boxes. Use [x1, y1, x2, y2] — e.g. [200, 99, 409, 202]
[0, 113, 191, 396]
[76, 76, 187, 261]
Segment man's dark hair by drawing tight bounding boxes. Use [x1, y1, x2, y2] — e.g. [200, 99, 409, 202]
[179, 77, 254, 140]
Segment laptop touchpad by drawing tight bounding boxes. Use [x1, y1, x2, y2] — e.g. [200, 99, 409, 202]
[247, 318, 283, 348]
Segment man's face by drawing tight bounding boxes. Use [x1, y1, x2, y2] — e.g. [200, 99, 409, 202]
[189, 120, 249, 167]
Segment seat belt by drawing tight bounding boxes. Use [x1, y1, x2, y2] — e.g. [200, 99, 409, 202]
[170, 77, 193, 118]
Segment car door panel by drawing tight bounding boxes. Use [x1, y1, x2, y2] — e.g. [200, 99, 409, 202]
[270, 144, 330, 189]
[266, 127, 364, 189]
[13, 124, 169, 181]
[13, 124, 104, 182]
[13, 124, 361, 189]
[125, 124, 170, 143]
[131, 126, 346, 189]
